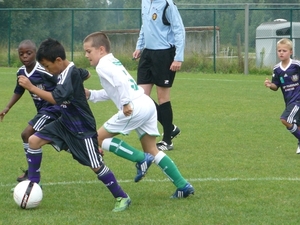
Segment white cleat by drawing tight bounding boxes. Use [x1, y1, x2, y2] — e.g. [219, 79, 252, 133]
[296, 145, 300, 154]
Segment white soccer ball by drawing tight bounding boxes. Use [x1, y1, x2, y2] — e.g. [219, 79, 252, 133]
[13, 180, 43, 209]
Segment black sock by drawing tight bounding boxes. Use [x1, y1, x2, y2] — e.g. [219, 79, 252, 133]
[152, 99, 162, 124]
[158, 101, 173, 144]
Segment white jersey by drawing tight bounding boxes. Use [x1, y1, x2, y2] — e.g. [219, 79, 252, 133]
[89, 53, 159, 137]
[89, 53, 144, 110]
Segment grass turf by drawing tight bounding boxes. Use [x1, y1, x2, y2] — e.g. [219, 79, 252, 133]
[1, 67, 300, 224]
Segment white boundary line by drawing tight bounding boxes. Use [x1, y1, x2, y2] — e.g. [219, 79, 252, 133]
[176, 77, 262, 82]
[1, 177, 300, 187]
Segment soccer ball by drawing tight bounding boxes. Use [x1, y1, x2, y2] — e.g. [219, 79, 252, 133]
[13, 180, 43, 209]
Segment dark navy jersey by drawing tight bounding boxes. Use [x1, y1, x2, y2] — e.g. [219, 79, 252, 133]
[272, 59, 300, 106]
[52, 62, 97, 138]
[14, 62, 60, 113]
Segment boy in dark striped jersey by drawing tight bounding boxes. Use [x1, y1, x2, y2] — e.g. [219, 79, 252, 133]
[264, 38, 300, 154]
[18, 38, 130, 212]
[0, 40, 61, 182]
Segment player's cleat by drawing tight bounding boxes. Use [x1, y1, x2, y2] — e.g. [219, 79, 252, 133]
[16, 169, 28, 182]
[171, 125, 181, 140]
[296, 143, 300, 154]
[134, 153, 154, 182]
[171, 183, 195, 199]
[112, 196, 131, 212]
[156, 141, 174, 151]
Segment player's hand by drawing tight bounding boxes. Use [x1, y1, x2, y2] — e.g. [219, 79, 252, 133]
[0, 108, 9, 122]
[264, 78, 272, 88]
[170, 61, 182, 72]
[123, 103, 133, 116]
[18, 76, 33, 90]
[84, 88, 91, 100]
[132, 50, 141, 60]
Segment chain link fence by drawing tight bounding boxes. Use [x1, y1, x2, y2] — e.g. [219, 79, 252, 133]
[1, 5, 300, 73]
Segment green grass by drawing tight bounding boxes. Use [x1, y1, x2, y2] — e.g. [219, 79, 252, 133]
[1, 67, 300, 224]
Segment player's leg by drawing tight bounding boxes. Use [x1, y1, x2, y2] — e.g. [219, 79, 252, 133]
[68, 135, 130, 212]
[140, 134, 194, 198]
[139, 83, 153, 96]
[98, 125, 147, 161]
[16, 124, 35, 182]
[151, 48, 180, 150]
[17, 114, 53, 182]
[26, 134, 50, 184]
[156, 86, 174, 148]
[280, 103, 300, 153]
[99, 126, 154, 182]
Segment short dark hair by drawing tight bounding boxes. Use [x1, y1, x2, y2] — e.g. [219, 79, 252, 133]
[36, 38, 66, 63]
[83, 32, 111, 52]
[18, 40, 36, 51]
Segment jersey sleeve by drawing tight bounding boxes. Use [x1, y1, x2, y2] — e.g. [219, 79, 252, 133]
[78, 68, 90, 81]
[136, 25, 145, 50]
[14, 72, 26, 95]
[89, 89, 110, 103]
[167, 2, 185, 61]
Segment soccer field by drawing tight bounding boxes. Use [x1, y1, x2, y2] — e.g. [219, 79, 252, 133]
[1, 67, 300, 225]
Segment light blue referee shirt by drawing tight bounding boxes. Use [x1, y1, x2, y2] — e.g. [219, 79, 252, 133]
[136, 0, 185, 62]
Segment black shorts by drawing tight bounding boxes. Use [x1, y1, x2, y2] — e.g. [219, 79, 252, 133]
[137, 47, 176, 87]
[280, 102, 300, 125]
[34, 120, 103, 168]
[28, 110, 60, 131]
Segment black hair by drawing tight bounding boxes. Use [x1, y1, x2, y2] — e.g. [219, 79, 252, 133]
[36, 38, 66, 63]
[18, 40, 37, 51]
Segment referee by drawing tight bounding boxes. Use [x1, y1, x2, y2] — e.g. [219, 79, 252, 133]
[133, 0, 185, 151]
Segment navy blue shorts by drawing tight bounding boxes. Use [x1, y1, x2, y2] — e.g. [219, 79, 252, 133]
[35, 120, 103, 168]
[281, 102, 300, 125]
[28, 110, 60, 131]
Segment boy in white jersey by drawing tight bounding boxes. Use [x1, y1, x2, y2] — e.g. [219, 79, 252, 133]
[83, 32, 194, 198]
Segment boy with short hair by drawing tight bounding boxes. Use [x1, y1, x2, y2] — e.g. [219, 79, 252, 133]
[18, 38, 131, 212]
[0, 40, 61, 182]
[83, 32, 194, 198]
[265, 38, 300, 154]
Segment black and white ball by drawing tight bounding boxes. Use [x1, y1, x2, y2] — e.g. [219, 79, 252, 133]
[13, 180, 43, 209]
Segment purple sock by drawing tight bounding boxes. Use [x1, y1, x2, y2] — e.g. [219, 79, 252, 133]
[97, 165, 127, 198]
[27, 148, 42, 183]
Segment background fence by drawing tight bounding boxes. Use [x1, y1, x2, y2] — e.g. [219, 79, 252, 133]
[1, 3, 300, 74]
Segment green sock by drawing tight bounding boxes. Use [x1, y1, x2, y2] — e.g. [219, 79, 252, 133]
[154, 151, 187, 189]
[103, 137, 145, 162]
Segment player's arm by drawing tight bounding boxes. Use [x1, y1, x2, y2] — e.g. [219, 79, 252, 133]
[264, 77, 278, 91]
[86, 89, 110, 102]
[0, 93, 22, 121]
[18, 75, 56, 104]
[78, 68, 91, 81]
[133, 25, 145, 59]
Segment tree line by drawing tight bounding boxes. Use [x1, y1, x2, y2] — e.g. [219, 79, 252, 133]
[1, 0, 300, 51]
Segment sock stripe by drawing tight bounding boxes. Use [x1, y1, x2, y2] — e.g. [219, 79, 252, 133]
[27, 148, 42, 154]
[111, 138, 134, 155]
